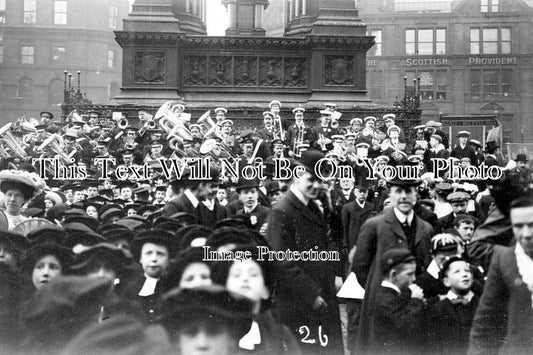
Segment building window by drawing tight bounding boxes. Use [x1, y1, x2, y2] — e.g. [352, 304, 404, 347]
[481, 0, 499, 12]
[405, 28, 446, 55]
[23, 0, 36, 24]
[367, 69, 384, 99]
[21, 46, 35, 64]
[107, 50, 115, 68]
[52, 46, 65, 65]
[470, 69, 513, 100]
[54, 1, 67, 25]
[0, 0, 6, 24]
[470, 27, 511, 54]
[109, 5, 118, 29]
[368, 30, 382, 56]
[406, 70, 448, 101]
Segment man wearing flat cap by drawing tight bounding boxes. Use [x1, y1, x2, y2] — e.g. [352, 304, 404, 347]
[353, 169, 433, 354]
[267, 150, 343, 354]
[451, 131, 478, 166]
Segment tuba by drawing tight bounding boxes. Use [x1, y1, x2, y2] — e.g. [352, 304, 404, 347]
[38, 134, 74, 165]
[0, 123, 29, 159]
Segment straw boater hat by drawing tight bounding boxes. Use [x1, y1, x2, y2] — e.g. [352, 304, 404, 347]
[0, 170, 44, 200]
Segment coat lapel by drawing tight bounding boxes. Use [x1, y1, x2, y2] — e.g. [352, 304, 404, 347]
[385, 209, 406, 240]
[287, 191, 324, 225]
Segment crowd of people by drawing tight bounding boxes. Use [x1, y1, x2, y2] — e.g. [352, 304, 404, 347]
[0, 100, 532, 355]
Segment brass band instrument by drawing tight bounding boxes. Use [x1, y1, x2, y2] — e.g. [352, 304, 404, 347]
[293, 125, 305, 157]
[0, 123, 29, 159]
[318, 133, 327, 151]
[38, 134, 74, 165]
[118, 118, 129, 130]
[138, 120, 156, 137]
[273, 114, 285, 141]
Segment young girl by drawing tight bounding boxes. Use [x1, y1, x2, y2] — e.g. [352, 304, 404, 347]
[212, 246, 301, 355]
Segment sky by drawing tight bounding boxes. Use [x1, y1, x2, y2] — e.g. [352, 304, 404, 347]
[128, 0, 229, 36]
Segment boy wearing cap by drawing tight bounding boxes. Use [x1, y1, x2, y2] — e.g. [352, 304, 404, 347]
[234, 177, 270, 231]
[427, 257, 478, 355]
[451, 131, 477, 166]
[369, 248, 426, 354]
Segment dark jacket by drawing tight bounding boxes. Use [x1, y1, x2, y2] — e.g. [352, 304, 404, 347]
[341, 200, 375, 250]
[161, 191, 200, 221]
[468, 247, 533, 355]
[236, 204, 270, 230]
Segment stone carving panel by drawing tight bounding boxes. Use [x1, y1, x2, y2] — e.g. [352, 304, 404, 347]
[284, 57, 307, 87]
[325, 55, 354, 86]
[134, 52, 166, 84]
[183, 56, 207, 86]
[234, 56, 258, 87]
[259, 57, 282, 86]
[208, 56, 232, 86]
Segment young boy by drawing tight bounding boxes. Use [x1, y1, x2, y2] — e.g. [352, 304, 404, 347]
[427, 257, 479, 355]
[369, 249, 427, 354]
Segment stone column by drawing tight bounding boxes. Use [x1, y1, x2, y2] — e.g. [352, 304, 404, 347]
[123, 0, 181, 33]
[254, 4, 263, 29]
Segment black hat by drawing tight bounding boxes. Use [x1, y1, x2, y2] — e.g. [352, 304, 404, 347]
[159, 247, 207, 292]
[265, 180, 280, 194]
[99, 207, 126, 222]
[0, 231, 30, 253]
[26, 226, 66, 246]
[102, 228, 136, 244]
[430, 233, 462, 254]
[298, 150, 331, 179]
[386, 162, 421, 187]
[137, 205, 160, 216]
[40, 111, 54, 119]
[160, 285, 254, 340]
[22, 243, 74, 275]
[64, 215, 100, 232]
[440, 256, 469, 279]
[380, 249, 416, 275]
[70, 243, 131, 275]
[235, 175, 260, 192]
[516, 154, 528, 163]
[168, 212, 198, 226]
[484, 141, 500, 153]
[131, 229, 177, 260]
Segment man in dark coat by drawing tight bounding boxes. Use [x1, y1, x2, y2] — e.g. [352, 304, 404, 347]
[266, 150, 343, 355]
[451, 131, 478, 166]
[234, 176, 270, 231]
[353, 173, 434, 354]
[468, 192, 533, 355]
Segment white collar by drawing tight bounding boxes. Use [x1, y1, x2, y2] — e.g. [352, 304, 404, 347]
[426, 259, 440, 279]
[515, 242, 533, 308]
[290, 185, 309, 206]
[381, 280, 401, 294]
[393, 207, 414, 225]
[446, 290, 474, 302]
[184, 189, 199, 208]
[138, 274, 159, 296]
[356, 200, 366, 209]
[239, 321, 261, 350]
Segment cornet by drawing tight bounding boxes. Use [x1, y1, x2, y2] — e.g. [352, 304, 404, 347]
[273, 114, 285, 141]
[293, 126, 305, 157]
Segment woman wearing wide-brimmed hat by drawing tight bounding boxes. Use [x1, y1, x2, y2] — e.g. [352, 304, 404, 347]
[0, 170, 44, 231]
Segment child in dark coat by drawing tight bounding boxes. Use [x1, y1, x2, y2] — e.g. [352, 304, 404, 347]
[369, 249, 427, 355]
[427, 257, 479, 355]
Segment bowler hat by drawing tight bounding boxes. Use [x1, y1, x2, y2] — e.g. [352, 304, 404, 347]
[484, 141, 500, 153]
[516, 154, 528, 163]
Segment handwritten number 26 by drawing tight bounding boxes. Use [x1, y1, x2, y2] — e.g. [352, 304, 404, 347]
[298, 325, 328, 347]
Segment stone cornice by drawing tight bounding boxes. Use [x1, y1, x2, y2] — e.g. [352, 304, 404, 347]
[114, 31, 183, 46]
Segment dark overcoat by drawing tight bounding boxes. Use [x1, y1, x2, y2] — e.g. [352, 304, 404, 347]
[352, 208, 433, 354]
[266, 190, 343, 354]
[468, 246, 533, 355]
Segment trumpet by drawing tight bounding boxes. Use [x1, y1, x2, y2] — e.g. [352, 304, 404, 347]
[39, 134, 74, 166]
[0, 123, 29, 159]
[138, 120, 156, 137]
[318, 133, 327, 151]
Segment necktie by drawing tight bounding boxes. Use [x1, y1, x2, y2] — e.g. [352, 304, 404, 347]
[450, 297, 469, 305]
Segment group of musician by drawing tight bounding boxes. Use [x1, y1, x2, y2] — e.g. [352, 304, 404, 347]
[0, 99, 531, 355]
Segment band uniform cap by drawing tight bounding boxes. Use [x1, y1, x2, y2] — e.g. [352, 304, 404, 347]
[220, 119, 233, 126]
[262, 111, 274, 119]
[430, 134, 443, 142]
[413, 124, 426, 130]
[292, 107, 305, 115]
[268, 100, 281, 108]
[350, 118, 363, 125]
[319, 109, 332, 116]
[356, 142, 370, 149]
[271, 139, 284, 147]
[296, 142, 310, 149]
[457, 131, 471, 137]
[331, 134, 344, 140]
[460, 157, 471, 163]
[516, 153, 528, 162]
[430, 233, 462, 254]
[64, 128, 78, 138]
[376, 155, 390, 163]
[380, 249, 416, 274]
[35, 124, 48, 131]
[345, 132, 356, 138]
[425, 120, 438, 127]
[324, 102, 337, 108]
[469, 139, 482, 148]
[387, 125, 401, 136]
[435, 122, 443, 127]
[407, 154, 423, 162]
[364, 116, 376, 123]
[40, 111, 54, 119]
[173, 104, 185, 112]
[189, 124, 202, 131]
[447, 191, 470, 203]
[214, 107, 227, 114]
[383, 113, 396, 121]
[419, 199, 435, 210]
